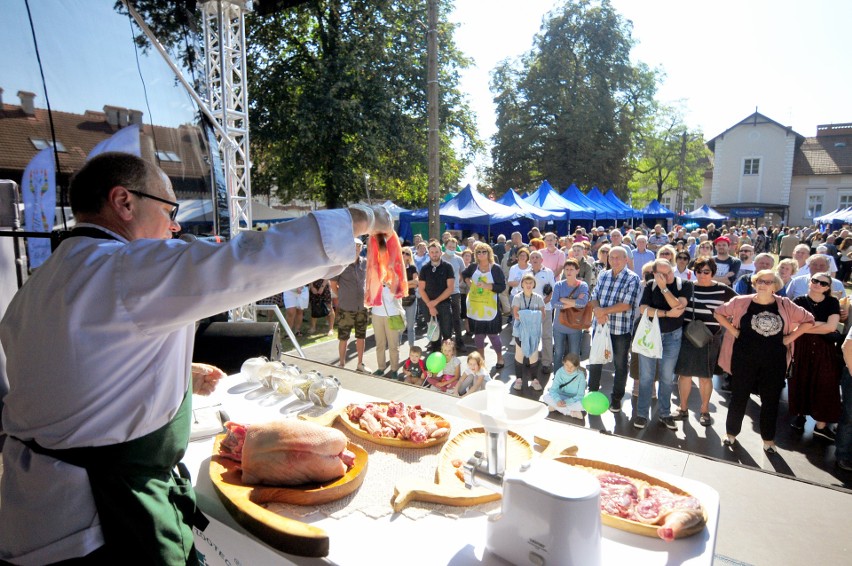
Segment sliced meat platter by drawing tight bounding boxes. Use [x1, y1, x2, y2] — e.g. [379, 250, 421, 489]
[555, 456, 707, 542]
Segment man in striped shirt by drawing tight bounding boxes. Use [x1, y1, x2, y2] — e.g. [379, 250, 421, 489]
[587, 246, 642, 412]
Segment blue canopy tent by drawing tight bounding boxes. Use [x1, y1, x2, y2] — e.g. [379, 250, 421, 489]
[603, 189, 641, 220]
[397, 185, 529, 242]
[640, 199, 675, 225]
[494, 188, 566, 238]
[584, 186, 629, 224]
[561, 183, 614, 226]
[682, 204, 728, 226]
[524, 180, 595, 233]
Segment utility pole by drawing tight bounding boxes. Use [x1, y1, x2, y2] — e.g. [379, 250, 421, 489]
[676, 132, 688, 215]
[426, 0, 440, 240]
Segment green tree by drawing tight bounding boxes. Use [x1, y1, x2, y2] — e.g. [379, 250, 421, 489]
[488, 0, 656, 193]
[120, 1, 480, 209]
[628, 105, 708, 209]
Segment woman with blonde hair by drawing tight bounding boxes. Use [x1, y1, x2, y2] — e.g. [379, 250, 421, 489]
[461, 243, 507, 368]
[775, 258, 799, 297]
[715, 269, 814, 452]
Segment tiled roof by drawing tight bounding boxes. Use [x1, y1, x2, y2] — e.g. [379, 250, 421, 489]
[0, 102, 209, 193]
[792, 133, 852, 176]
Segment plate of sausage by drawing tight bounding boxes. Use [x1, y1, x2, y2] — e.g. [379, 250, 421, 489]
[335, 401, 451, 448]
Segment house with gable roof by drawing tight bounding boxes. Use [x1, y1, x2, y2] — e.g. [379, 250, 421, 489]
[697, 111, 852, 226]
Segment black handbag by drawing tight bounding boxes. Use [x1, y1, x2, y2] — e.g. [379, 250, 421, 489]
[684, 289, 713, 348]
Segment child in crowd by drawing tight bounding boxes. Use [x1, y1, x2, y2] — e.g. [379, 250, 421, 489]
[402, 346, 428, 385]
[425, 340, 461, 393]
[541, 352, 587, 419]
[455, 351, 490, 397]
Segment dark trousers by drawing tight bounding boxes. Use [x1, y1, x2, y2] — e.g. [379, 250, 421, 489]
[727, 355, 786, 440]
[587, 332, 632, 401]
[449, 293, 464, 345]
[428, 301, 453, 351]
[416, 297, 428, 326]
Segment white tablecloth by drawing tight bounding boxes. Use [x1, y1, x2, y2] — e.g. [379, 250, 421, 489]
[184, 367, 719, 565]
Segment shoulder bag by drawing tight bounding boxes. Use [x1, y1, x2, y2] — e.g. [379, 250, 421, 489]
[558, 283, 593, 330]
[684, 287, 713, 348]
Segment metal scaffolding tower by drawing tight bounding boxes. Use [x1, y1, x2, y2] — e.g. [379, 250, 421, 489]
[200, 0, 255, 322]
[123, 0, 256, 322]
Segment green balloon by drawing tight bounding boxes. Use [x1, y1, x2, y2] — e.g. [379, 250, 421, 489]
[426, 352, 447, 374]
[582, 391, 610, 416]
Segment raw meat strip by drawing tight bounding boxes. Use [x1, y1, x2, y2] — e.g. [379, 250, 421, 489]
[364, 231, 408, 307]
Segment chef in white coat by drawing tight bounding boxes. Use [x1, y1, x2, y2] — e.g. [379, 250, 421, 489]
[0, 152, 391, 565]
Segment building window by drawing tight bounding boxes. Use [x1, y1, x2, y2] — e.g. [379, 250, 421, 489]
[660, 195, 672, 208]
[839, 192, 852, 209]
[807, 194, 824, 218]
[743, 158, 760, 175]
[30, 138, 67, 152]
[155, 150, 182, 163]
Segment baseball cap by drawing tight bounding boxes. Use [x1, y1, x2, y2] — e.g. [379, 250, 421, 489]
[713, 236, 730, 245]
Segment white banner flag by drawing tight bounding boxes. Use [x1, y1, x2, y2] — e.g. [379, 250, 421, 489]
[87, 124, 141, 160]
[21, 148, 56, 268]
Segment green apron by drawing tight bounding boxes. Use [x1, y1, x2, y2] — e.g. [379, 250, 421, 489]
[20, 389, 208, 565]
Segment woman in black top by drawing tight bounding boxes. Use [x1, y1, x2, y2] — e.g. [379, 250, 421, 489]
[789, 272, 842, 439]
[674, 256, 736, 426]
[400, 246, 419, 347]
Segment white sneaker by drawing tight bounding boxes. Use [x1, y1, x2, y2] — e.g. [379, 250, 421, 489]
[356, 363, 372, 374]
[531, 379, 543, 391]
[513, 379, 523, 390]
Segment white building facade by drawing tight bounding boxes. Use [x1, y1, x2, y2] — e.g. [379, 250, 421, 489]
[698, 112, 852, 226]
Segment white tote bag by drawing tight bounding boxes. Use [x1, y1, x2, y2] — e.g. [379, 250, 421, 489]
[589, 322, 614, 365]
[426, 316, 441, 342]
[632, 311, 663, 359]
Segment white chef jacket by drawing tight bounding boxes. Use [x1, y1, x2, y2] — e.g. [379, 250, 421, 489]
[0, 210, 356, 564]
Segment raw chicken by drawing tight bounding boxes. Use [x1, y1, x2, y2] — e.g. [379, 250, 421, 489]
[219, 420, 355, 486]
[364, 231, 408, 307]
[346, 401, 450, 442]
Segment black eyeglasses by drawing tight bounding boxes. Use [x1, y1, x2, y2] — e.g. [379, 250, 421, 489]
[810, 278, 831, 287]
[676, 255, 690, 260]
[128, 189, 179, 221]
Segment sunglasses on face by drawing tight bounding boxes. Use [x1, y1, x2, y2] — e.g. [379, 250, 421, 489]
[402, 252, 411, 256]
[810, 278, 831, 287]
[677, 255, 690, 260]
[755, 279, 776, 286]
[476, 250, 489, 255]
[697, 269, 713, 274]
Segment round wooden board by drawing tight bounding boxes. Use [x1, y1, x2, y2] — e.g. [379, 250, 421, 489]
[554, 456, 708, 540]
[339, 402, 451, 449]
[437, 427, 533, 485]
[209, 435, 368, 556]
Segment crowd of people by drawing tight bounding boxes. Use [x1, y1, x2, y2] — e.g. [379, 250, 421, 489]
[290, 222, 851, 470]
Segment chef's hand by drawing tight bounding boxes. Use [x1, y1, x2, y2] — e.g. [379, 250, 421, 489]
[192, 363, 225, 396]
[350, 204, 394, 238]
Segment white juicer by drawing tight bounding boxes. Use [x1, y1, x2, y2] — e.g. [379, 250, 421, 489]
[457, 380, 602, 566]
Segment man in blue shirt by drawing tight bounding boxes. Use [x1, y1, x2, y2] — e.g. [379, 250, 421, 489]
[587, 246, 642, 412]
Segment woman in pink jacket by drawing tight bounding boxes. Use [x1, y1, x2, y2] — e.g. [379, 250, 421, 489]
[714, 269, 814, 453]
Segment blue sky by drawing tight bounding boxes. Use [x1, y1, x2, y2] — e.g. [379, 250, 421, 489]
[3, 0, 850, 185]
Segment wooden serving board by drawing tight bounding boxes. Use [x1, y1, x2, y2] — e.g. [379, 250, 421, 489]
[209, 435, 368, 557]
[302, 402, 451, 449]
[555, 456, 708, 540]
[391, 427, 533, 512]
